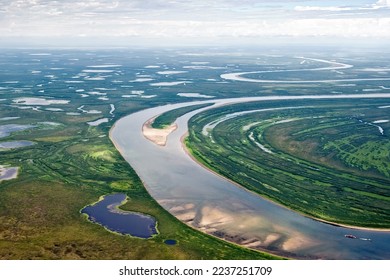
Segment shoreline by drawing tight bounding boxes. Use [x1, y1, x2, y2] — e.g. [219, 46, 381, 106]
[180, 133, 390, 233]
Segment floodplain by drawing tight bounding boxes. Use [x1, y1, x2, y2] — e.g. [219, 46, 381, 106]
[0, 47, 389, 259]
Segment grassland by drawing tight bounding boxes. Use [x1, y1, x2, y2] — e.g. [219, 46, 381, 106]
[186, 99, 390, 228]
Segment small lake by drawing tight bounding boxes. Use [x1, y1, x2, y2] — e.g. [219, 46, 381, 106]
[0, 140, 35, 149]
[164, 239, 177, 245]
[0, 124, 34, 138]
[0, 166, 19, 182]
[81, 193, 158, 239]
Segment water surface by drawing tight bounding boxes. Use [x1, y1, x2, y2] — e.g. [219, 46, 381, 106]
[0, 140, 35, 149]
[0, 166, 18, 182]
[81, 193, 158, 238]
[0, 124, 34, 138]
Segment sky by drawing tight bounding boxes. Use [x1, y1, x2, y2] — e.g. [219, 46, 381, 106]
[0, 0, 389, 46]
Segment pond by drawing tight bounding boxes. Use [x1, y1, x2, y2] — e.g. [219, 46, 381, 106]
[164, 239, 177, 245]
[81, 193, 158, 239]
[0, 140, 35, 149]
[0, 124, 34, 138]
[0, 166, 19, 182]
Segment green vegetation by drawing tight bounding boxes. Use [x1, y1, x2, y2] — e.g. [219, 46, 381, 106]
[324, 138, 390, 177]
[151, 103, 212, 129]
[186, 99, 390, 228]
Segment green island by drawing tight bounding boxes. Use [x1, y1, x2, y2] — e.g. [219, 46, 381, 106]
[151, 103, 212, 129]
[186, 99, 390, 228]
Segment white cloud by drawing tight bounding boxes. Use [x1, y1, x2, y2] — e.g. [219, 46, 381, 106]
[1, 0, 390, 43]
[374, 0, 390, 8]
[295, 0, 390, 12]
[294, 6, 353, 12]
[277, 18, 390, 38]
[3, 17, 390, 39]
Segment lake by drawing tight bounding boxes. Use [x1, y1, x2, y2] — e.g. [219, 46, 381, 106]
[81, 193, 158, 239]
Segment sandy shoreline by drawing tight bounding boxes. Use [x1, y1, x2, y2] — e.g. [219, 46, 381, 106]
[142, 116, 177, 146]
[180, 133, 390, 232]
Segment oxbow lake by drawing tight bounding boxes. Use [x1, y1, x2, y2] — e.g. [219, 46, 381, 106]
[81, 193, 157, 239]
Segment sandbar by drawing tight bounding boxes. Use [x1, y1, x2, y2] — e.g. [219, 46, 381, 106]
[142, 116, 177, 146]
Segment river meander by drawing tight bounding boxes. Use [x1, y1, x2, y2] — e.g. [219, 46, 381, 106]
[110, 94, 390, 259]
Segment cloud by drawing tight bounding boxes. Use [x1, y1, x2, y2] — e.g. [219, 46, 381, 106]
[373, 0, 390, 8]
[4, 17, 389, 39]
[0, 0, 390, 43]
[295, 0, 390, 12]
[294, 6, 353, 12]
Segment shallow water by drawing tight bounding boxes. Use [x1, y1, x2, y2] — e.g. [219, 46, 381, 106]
[0, 124, 34, 138]
[81, 193, 158, 238]
[0, 140, 35, 149]
[87, 118, 109, 126]
[0, 166, 18, 181]
[110, 94, 390, 259]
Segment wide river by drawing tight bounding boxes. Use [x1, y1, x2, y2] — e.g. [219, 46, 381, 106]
[110, 94, 390, 259]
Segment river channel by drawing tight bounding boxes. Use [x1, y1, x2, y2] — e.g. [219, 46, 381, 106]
[110, 94, 390, 259]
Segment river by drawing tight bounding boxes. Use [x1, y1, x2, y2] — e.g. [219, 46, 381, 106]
[110, 94, 390, 259]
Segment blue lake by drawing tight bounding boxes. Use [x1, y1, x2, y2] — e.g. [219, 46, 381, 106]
[81, 193, 158, 239]
[164, 239, 177, 245]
